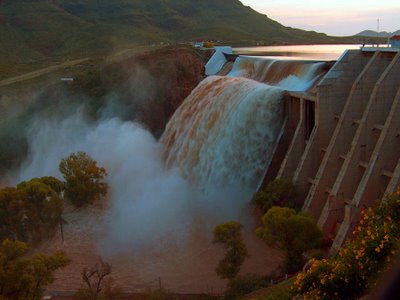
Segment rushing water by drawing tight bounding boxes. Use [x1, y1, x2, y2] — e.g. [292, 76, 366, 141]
[161, 56, 330, 194]
[227, 56, 328, 90]
[233, 44, 362, 60]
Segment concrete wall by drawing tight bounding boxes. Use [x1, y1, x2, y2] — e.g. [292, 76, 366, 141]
[263, 49, 400, 251]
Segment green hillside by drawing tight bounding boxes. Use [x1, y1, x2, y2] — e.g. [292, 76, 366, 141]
[0, 0, 349, 72]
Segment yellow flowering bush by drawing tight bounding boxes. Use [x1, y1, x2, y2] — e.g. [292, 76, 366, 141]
[293, 191, 400, 299]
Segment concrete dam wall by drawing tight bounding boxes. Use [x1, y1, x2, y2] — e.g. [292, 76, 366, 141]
[177, 47, 399, 252]
[260, 49, 400, 251]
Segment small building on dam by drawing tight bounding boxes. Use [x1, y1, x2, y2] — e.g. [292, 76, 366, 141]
[213, 47, 400, 252]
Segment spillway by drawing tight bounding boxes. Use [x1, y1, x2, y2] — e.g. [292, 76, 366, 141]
[227, 56, 328, 90]
[161, 56, 330, 194]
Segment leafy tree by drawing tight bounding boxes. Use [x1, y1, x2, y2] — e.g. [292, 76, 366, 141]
[252, 179, 299, 213]
[257, 207, 322, 273]
[213, 221, 248, 279]
[0, 177, 64, 243]
[59, 152, 108, 207]
[17, 178, 64, 243]
[0, 239, 70, 299]
[34, 176, 65, 196]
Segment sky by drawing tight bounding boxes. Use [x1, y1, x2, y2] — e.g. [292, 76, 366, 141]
[240, 0, 400, 36]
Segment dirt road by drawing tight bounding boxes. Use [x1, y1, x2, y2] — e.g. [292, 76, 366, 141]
[0, 58, 90, 87]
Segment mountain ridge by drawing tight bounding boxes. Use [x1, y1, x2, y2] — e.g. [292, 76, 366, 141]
[355, 29, 400, 38]
[0, 0, 356, 68]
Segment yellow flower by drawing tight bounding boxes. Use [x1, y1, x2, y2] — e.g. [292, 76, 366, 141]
[375, 247, 381, 253]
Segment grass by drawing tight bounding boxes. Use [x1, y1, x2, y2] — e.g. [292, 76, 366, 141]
[241, 278, 296, 300]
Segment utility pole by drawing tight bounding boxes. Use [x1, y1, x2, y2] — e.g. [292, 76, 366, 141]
[377, 18, 380, 47]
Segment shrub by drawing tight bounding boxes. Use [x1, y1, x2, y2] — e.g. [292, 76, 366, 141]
[293, 192, 400, 299]
[256, 207, 322, 273]
[252, 180, 299, 213]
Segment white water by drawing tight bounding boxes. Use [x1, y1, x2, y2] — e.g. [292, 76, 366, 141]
[227, 56, 327, 90]
[161, 57, 328, 196]
[161, 76, 285, 192]
[12, 113, 248, 253]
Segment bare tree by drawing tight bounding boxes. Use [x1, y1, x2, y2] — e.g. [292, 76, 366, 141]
[81, 259, 112, 299]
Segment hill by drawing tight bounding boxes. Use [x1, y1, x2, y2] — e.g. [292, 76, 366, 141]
[0, 0, 349, 70]
[355, 29, 400, 37]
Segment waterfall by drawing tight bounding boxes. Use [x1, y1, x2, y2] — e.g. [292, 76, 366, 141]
[161, 57, 328, 196]
[227, 56, 328, 90]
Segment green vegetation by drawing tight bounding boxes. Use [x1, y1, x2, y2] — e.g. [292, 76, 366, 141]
[293, 192, 400, 299]
[60, 152, 108, 207]
[1, 152, 107, 245]
[0, 239, 70, 299]
[0, 152, 112, 298]
[256, 207, 322, 273]
[0, 176, 64, 244]
[224, 273, 270, 300]
[213, 221, 248, 279]
[249, 277, 295, 300]
[252, 179, 299, 213]
[0, 0, 361, 78]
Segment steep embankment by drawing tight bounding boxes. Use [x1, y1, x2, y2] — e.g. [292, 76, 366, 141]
[65, 46, 209, 137]
[0, 46, 207, 175]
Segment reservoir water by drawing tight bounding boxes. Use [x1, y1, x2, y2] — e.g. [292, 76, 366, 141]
[233, 44, 362, 60]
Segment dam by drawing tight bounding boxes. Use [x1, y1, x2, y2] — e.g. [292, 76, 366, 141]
[199, 47, 400, 252]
